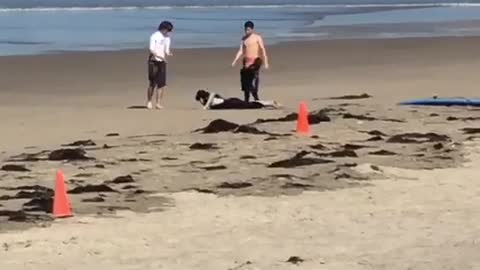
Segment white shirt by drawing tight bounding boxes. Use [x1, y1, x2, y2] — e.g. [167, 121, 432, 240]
[203, 92, 225, 109]
[149, 31, 171, 62]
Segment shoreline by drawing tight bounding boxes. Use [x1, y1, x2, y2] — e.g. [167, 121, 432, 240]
[3, 4, 480, 56]
[2, 35, 480, 58]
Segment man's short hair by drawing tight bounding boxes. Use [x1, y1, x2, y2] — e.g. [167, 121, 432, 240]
[158, 21, 173, 32]
[244, 21, 254, 29]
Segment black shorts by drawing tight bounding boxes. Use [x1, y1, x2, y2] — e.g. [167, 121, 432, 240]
[240, 58, 262, 92]
[148, 59, 167, 88]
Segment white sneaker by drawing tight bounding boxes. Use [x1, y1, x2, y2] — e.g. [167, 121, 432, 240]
[155, 104, 164, 109]
[147, 102, 153, 109]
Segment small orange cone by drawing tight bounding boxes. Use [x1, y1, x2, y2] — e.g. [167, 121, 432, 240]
[296, 101, 311, 135]
[53, 170, 73, 218]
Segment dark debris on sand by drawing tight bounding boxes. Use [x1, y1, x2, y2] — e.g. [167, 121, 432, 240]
[343, 113, 404, 123]
[162, 157, 178, 161]
[0, 185, 54, 214]
[217, 182, 253, 189]
[1, 164, 30, 172]
[447, 116, 480, 121]
[0, 185, 54, 202]
[195, 119, 287, 136]
[235, 125, 272, 135]
[195, 119, 238, 133]
[23, 197, 53, 213]
[189, 143, 219, 150]
[189, 188, 217, 194]
[369, 150, 397, 156]
[0, 210, 53, 222]
[73, 173, 96, 178]
[118, 158, 152, 162]
[364, 130, 387, 136]
[307, 110, 332, 124]
[82, 197, 106, 203]
[199, 165, 227, 171]
[286, 256, 305, 265]
[344, 144, 368, 150]
[108, 175, 135, 184]
[334, 172, 369, 181]
[68, 184, 117, 194]
[281, 182, 314, 189]
[268, 151, 334, 168]
[62, 140, 96, 147]
[433, 143, 444, 150]
[461, 128, 480, 134]
[254, 113, 297, 124]
[310, 143, 328, 150]
[387, 133, 450, 144]
[343, 113, 376, 121]
[316, 149, 358, 158]
[7, 150, 50, 162]
[48, 148, 94, 161]
[327, 93, 372, 100]
[366, 135, 383, 142]
[254, 110, 331, 125]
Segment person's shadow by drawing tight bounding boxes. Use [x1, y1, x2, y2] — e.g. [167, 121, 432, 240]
[127, 105, 148, 109]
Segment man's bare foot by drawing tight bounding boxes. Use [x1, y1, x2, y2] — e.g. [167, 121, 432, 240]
[155, 104, 164, 109]
[147, 101, 153, 110]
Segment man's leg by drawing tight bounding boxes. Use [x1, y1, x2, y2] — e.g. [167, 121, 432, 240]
[147, 83, 156, 109]
[251, 63, 261, 101]
[240, 67, 251, 102]
[147, 62, 154, 109]
[155, 62, 166, 109]
[251, 76, 259, 101]
[156, 87, 165, 109]
[243, 90, 250, 102]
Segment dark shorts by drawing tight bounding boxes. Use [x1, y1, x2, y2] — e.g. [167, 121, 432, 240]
[240, 58, 262, 92]
[148, 58, 167, 88]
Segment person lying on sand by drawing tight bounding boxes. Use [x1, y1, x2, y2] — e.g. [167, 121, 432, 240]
[195, 89, 281, 110]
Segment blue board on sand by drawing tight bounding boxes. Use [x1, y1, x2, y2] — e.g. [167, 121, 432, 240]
[399, 97, 480, 107]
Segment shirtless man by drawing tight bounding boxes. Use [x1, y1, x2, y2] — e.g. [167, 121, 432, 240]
[231, 21, 269, 102]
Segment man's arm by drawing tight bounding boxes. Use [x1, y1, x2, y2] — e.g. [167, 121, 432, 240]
[258, 36, 269, 69]
[165, 37, 172, 57]
[231, 43, 243, 67]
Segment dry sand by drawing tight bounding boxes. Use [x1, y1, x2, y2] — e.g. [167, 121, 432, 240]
[1, 37, 480, 269]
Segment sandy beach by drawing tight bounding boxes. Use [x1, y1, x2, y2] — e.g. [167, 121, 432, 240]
[1, 37, 480, 269]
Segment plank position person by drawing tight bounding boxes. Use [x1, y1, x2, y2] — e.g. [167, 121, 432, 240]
[195, 89, 281, 110]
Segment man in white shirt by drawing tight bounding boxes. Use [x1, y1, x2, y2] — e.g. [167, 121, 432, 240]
[147, 21, 173, 109]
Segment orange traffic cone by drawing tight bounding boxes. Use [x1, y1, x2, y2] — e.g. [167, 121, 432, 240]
[296, 101, 311, 135]
[53, 170, 73, 218]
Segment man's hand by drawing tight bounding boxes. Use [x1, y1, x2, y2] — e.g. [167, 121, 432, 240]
[264, 62, 269, 69]
[231, 60, 237, 67]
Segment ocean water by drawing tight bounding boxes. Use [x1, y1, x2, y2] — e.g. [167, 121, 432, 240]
[1, 0, 480, 55]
